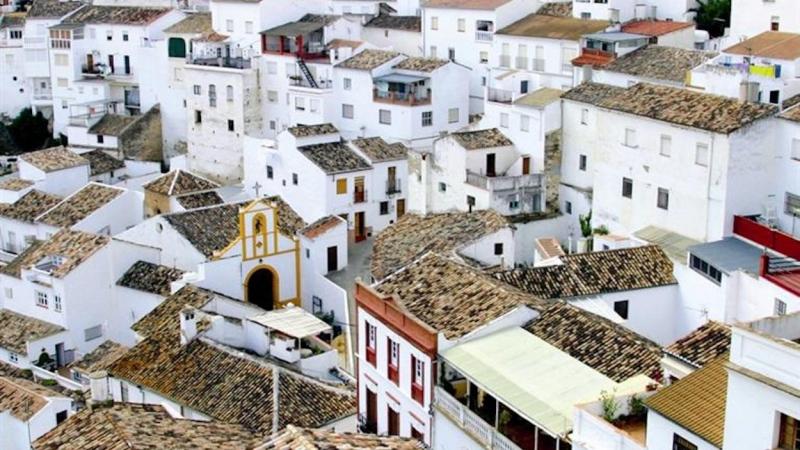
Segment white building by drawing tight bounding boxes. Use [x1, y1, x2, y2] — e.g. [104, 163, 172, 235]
[0, 309, 69, 369]
[362, 15, 421, 57]
[421, 0, 543, 112]
[18, 146, 91, 197]
[244, 124, 409, 240]
[729, 0, 800, 41]
[592, 45, 716, 89]
[572, 0, 698, 23]
[0, 13, 28, 117]
[0, 376, 73, 450]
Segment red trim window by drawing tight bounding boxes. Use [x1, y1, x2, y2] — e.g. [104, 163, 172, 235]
[387, 337, 400, 384]
[365, 321, 377, 366]
[411, 355, 424, 404]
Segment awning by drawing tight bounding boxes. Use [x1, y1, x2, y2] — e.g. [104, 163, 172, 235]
[261, 21, 325, 37]
[374, 73, 428, 84]
[249, 306, 331, 339]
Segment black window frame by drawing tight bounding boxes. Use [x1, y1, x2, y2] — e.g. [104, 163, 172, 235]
[622, 177, 633, 199]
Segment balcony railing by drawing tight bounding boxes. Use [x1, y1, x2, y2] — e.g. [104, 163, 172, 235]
[466, 171, 542, 192]
[532, 58, 545, 72]
[289, 75, 333, 90]
[435, 387, 522, 450]
[386, 179, 401, 195]
[475, 31, 493, 42]
[373, 89, 431, 106]
[499, 54, 510, 68]
[734, 215, 800, 260]
[190, 56, 252, 70]
[354, 189, 367, 204]
[487, 87, 513, 104]
[32, 90, 52, 100]
[515, 56, 528, 70]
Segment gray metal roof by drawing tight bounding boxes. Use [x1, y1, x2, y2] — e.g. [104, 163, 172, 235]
[584, 31, 647, 42]
[374, 73, 428, 83]
[688, 237, 763, 275]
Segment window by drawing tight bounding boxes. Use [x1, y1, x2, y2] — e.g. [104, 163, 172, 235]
[267, 165, 273, 179]
[787, 192, 800, 216]
[245, 21, 253, 33]
[365, 321, 377, 365]
[792, 138, 800, 160]
[36, 291, 48, 308]
[770, 90, 780, 104]
[379, 109, 391, 125]
[500, 112, 509, 128]
[342, 104, 354, 119]
[208, 84, 216, 107]
[8, 353, 18, 363]
[657, 187, 669, 210]
[97, 135, 104, 144]
[448, 48, 455, 61]
[565, 201, 572, 215]
[194, 110, 202, 124]
[411, 356, 424, 404]
[480, 51, 488, 64]
[438, 182, 446, 192]
[614, 300, 629, 319]
[227, 119, 235, 132]
[226, 85, 233, 102]
[267, 90, 277, 103]
[494, 243, 503, 255]
[4, 287, 12, 299]
[776, 298, 788, 316]
[622, 177, 633, 199]
[57, 78, 68, 88]
[520, 80, 529, 94]
[295, 96, 305, 111]
[580, 108, 588, 125]
[336, 178, 347, 194]
[54, 53, 68, 66]
[122, 31, 129, 41]
[54, 295, 62, 312]
[380, 201, 389, 215]
[448, 108, 459, 124]
[579, 154, 587, 171]
[779, 413, 800, 450]
[9, 30, 21, 39]
[430, 16, 438, 30]
[292, 173, 298, 185]
[387, 338, 400, 383]
[695, 143, 709, 166]
[624, 128, 637, 147]
[84, 324, 103, 341]
[520, 115, 530, 132]
[457, 18, 465, 32]
[106, 30, 113, 41]
[226, 19, 234, 32]
[660, 134, 672, 157]
[422, 111, 433, 127]
[120, 383, 129, 402]
[771, 16, 780, 31]
[193, 84, 201, 95]
[672, 434, 698, 450]
[343, 77, 351, 90]
[690, 254, 722, 285]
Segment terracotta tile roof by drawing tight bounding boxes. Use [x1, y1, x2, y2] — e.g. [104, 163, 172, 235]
[394, 57, 449, 72]
[80, 149, 125, 176]
[175, 191, 224, 210]
[164, 12, 212, 34]
[780, 105, 800, 123]
[0, 13, 26, 29]
[0, 190, 62, 223]
[665, 321, 731, 368]
[371, 210, 509, 280]
[0, 377, 62, 421]
[131, 285, 212, 340]
[338, 49, 400, 70]
[163, 198, 305, 258]
[561, 81, 625, 105]
[571, 50, 615, 67]
[300, 215, 344, 239]
[423, 0, 512, 10]
[117, 260, 185, 297]
[144, 169, 219, 196]
[783, 93, 800, 110]
[364, 14, 421, 31]
[33, 404, 260, 449]
[68, 340, 129, 375]
[494, 245, 676, 299]
[108, 336, 355, 434]
[327, 38, 363, 49]
[62, 5, 171, 26]
[497, 13, 609, 40]
[87, 114, 137, 136]
[451, 128, 512, 150]
[537, 2, 572, 17]
[535, 237, 564, 259]
[0, 229, 108, 279]
[26, 0, 83, 18]
[36, 183, 124, 228]
[375, 253, 545, 339]
[621, 20, 693, 36]
[724, 31, 800, 60]
[0, 240, 45, 278]
[299, 142, 372, 174]
[259, 425, 425, 449]
[287, 123, 338, 138]
[351, 137, 408, 162]
[526, 301, 663, 382]
[594, 83, 778, 134]
[645, 355, 728, 447]
[0, 178, 33, 191]
[20, 147, 88, 173]
[602, 45, 716, 83]
[0, 310, 65, 355]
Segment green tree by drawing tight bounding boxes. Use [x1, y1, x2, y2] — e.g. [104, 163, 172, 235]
[8, 108, 50, 152]
[0, 123, 20, 155]
[690, 0, 731, 38]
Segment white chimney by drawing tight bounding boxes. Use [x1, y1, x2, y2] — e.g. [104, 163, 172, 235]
[180, 308, 198, 345]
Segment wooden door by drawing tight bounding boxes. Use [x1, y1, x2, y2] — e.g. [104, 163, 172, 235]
[396, 199, 405, 218]
[327, 246, 338, 272]
[354, 176, 366, 203]
[522, 156, 531, 175]
[86, 54, 94, 72]
[355, 211, 366, 242]
[366, 389, 378, 433]
[486, 153, 496, 177]
[387, 166, 396, 192]
[388, 406, 400, 436]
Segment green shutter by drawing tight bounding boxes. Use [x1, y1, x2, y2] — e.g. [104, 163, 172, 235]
[168, 38, 186, 58]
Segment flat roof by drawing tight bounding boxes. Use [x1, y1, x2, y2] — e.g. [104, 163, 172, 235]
[249, 306, 330, 338]
[688, 237, 763, 275]
[441, 327, 651, 435]
[374, 73, 428, 83]
[584, 31, 647, 42]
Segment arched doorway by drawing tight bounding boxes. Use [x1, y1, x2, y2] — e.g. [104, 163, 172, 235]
[246, 267, 278, 311]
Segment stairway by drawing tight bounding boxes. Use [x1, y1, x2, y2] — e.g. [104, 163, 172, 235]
[296, 58, 318, 89]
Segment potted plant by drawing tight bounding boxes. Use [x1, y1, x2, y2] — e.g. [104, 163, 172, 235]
[577, 210, 593, 253]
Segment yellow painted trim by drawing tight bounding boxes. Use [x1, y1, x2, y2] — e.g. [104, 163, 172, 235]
[272, 207, 279, 256]
[243, 264, 281, 310]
